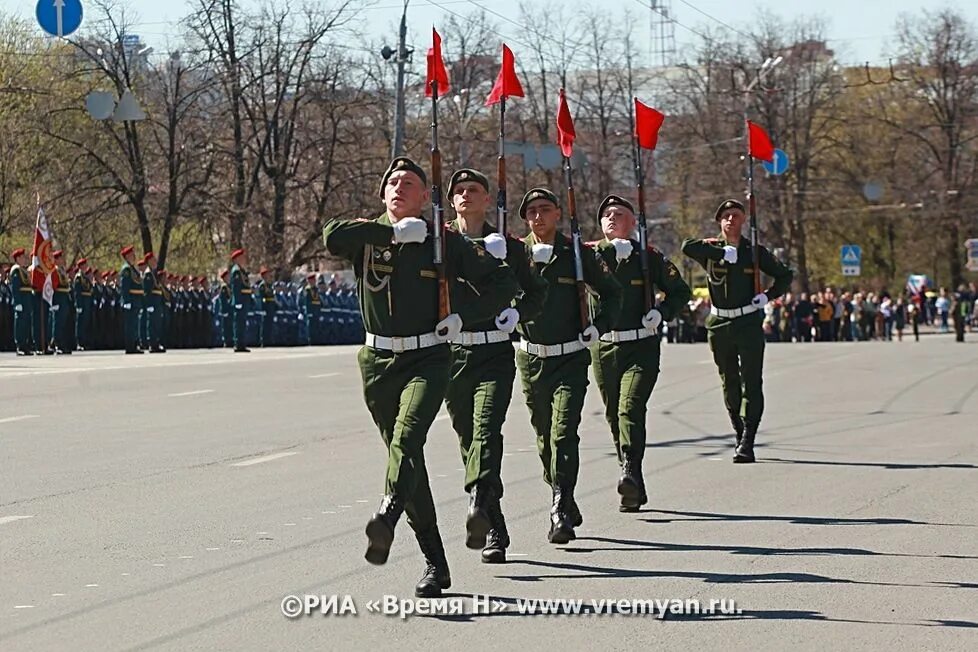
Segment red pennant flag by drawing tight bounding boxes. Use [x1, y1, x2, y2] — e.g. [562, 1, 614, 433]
[485, 44, 524, 106]
[556, 88, 575, 158]
[425, 28, 450, 98]
[747, 120, 775, 163]
[634, 99, 665, 151]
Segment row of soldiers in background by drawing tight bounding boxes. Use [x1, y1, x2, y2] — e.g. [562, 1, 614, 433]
[0, 249, 364, 354]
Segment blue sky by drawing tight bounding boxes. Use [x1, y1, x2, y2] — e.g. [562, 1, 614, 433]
[7, 0, 976, 66]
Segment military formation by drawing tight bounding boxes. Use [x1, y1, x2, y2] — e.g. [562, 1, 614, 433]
[324, 155, 792, 600]
[0, 247, 364, 355]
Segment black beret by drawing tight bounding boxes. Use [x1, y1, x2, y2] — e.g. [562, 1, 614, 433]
[518, 187, 560, 219]
[449, 168, 489, 194]
[714, 199, 746, 221]
[378, 156, 428, 198]
[597, 194, 635, 220]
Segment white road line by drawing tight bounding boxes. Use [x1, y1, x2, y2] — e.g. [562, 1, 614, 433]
[230, 452, 298, 467]
[0, 515, 34, 526]
[178, 555, 193, 559]
[309, 372, 341, 379]
[51, 593, 66, 597]
[168, 389, 215, 398]
[205, 547, 220, 551]
[0, 415, 40, 425]
[13, 605, 35, 609]
[85, 584, 99, 587]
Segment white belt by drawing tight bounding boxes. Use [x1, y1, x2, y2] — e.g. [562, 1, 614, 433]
[365, 331, 442, 352]
[519, 338, 585, 358]
[600, 328, 654, 343]
[710, 304, 759, 319]
[456, 330, 511, 346]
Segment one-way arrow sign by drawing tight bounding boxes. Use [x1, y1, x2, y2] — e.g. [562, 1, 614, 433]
[36, 0, 83, 38]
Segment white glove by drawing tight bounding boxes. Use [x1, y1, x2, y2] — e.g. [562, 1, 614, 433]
[578, 325, 600, 348]
[752, 293, 769, 308]
[611, 238, 633, 262]
[146, 306, 155, 313]
[14, 304, 23, 312]
[495, 307, 519, 333]
[234, 304, 243, 310]
[123, 303, 132, 310]
[392, 217, 428, 244]
[642, 308, 663, 333]
[531, 243, 554, 264]
[50, 305, 59, 312]
[722, 246, 738, 264]
[483, 233, 507, 260]
[77, 308, 84, 314]
[435, 313, 463, 342]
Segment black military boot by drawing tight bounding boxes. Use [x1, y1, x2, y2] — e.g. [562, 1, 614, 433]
[730, 413, 745, 448]
[465, 483, 493, 550]
[567, 489, 583, 528]
[733, 422, 757, 464]
[364, 495, 404, 565]
[548, 487, 575, 544]
[414, 526, 451, 598]
[618, 458, 648, 513]
[481, 498, 510, 564]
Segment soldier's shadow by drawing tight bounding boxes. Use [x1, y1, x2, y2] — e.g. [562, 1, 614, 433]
[639, 508, 978, 528]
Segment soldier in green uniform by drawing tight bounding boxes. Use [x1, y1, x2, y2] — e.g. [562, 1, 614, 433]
[229, 249, 251, 352]
[256, 266, 277, 347]
[142, 252, 166, 353]
[517, 188, 623, 544]
[322, 156, 517, 598]
[49, 250, 72, 354]
[301, 273, 322, 345]
[119, 245, 144, 354]
[72, 258, 94, 351]
[445, 168, 549, 563]
[681, 199, 793, 463]
[217, 269, 233, 347]
[589, 195, 691, 511]
[10, 248, 35, 355]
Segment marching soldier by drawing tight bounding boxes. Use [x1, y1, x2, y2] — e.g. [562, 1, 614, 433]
[681, 199, 793, 463]
[136, 256, 150, 350]
[322, 156, 517, 598]
[73, 259, 94, 350]
[142, 253, 166, 353]
[217, 269, 233, 347]
[256, 266, 277, 347]
[10, 248, 35, 355]
[119, 245, 144, 354]
[229, 250, 251, 352]
[516, 188, 623, 544]
[49, 250, 72, 354]
[444, 168, 548, 562]
[301, 273, 321, 345]
[589, 195, 691, 511]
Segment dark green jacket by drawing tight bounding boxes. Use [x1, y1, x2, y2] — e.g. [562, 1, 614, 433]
[518, 231, 622, 345]
[119, 263, 143, 305]
[323, 213, 518, 337]
[681, 235, 792, 310]
[230, 264, 251, 308]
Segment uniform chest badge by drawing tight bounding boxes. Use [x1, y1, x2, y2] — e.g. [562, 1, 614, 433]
[382, 249, 392, 262]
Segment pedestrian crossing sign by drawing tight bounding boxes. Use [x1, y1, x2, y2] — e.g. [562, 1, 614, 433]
[841, 244, 862, 277]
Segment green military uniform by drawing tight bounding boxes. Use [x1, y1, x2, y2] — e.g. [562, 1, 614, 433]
[589, 200, 691, 510]
[445, 192, 549, 559]
[301, 278, 322, 345]
[230, 257, 251, 351]
[73, 269, 93, 350]
[10, 261, 35, 355]
[257, 277, 277, 346]
[681, 199, 793, 462]
[120, 259, 144, 354]
[516, 188, 623, 543]
[50, 266, 71, 353]
[142, 265, 165, 352]
[323, 157, 517, 598]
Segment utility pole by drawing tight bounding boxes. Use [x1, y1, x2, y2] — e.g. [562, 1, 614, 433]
[383, 0, 412, 159]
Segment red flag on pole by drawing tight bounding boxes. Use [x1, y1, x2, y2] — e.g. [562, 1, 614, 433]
[556, 88, 575, 158]
[747, 120, 775, 163]
[30, 204, 56, 305]
[635, 99, 665, 151]
[425, 28, 450, 97]
[485, 44, 524, 106]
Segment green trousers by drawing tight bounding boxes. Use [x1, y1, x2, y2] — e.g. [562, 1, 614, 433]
[444, 341, 515, 497]
[358, 345, 451, 533]
[591, 336, 661, 462]
[516, 348, 590, 490]
[707, 315, 766, 427]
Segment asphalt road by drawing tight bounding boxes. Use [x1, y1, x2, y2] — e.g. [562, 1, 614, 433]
[1, 337, 976, 651]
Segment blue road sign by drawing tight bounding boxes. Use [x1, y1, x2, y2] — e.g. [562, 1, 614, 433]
[761, 148, 789, 175]
[841, 244, 862, 277]
[36, 0, 83, 38]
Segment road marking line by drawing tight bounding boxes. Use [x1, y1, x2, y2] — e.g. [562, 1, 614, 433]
[168, 389, 215, 397]
[120, 573, 130, 576]
[356, 500, 368, 503]
[179, 555, 193, 559]
[230, 452, 298, 467]
[51, 593, 66, 597]
[257, 531, 269, 535]
[13, 605, 35, 609]
[0, 415, 40, 425]
[152, 564, 165, 567]
[309, 372, 341, 379]
[85, 584, 99, 587]
[284, 523, 296, 527]
[0, 515, 34, 526]
[205, 547, 220, 551]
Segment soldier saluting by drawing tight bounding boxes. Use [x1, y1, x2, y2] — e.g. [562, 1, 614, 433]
[323, 156, 517, 598]
[444, 168, 548, 563]
[590, 195, 691, 511]
[681, 200, 792, 462]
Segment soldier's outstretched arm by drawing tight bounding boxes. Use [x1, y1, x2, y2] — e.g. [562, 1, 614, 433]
[583, 248, 623, 334]
[653, 251, 693, 321]
[509, 239, 548, 321]
[322, 218, 395, 261]
[681, 237, 724, 268]
[449, 232, 519, 326]
[759, 246, 794, 300]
